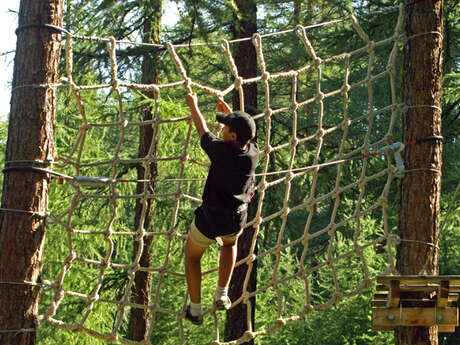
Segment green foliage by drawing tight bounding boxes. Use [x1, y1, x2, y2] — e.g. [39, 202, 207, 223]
[438, 4, 460, 344]
[438, 185, 460, 344]
[253, 206, 395, 344]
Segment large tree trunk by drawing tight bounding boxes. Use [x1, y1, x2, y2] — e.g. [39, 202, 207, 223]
[396, 1, 443, 344]
[225, 0, 258, 343]
[231, 0, 258, 113]
[0, 1, 63, 344]
[128, 1, 162, 341]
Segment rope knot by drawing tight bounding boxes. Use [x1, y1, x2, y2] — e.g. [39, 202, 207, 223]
[275, 318, 287, 327]
[254, 216, 263, 227]
[243, 331, 255, 341]
[130, 263, 140, 274]
[314, 57, 322, 67]
[104, 228, 113, 240]
[342, 119, 351, 130]
[247, 254, 257, 264]
[251, 33, 262, 47]
[295, 25, 305, 37]
[112, 78, 119, 89]
[135, 228, 146, 241]
[290, 137, 299, 147]
[367, 41, 375, 53]
[65, 251, 77, 265]
[56, 289, 65, 301]
[285, 172, 294, 184]
[304, 304, 314, 313]
[152, 84, 160, 94]
[175, 190, 184, 200]
[282, 207, 291, 218]
[235, 77, 243, 89]
[185, 77, 192, 91]
[99, 260, 110, 269]
[89, 294, 100, 304]
[333, 292, 343, 303]
[261, 181, 268, 192]
[265, 144, 273, 155]
[317, 127, 325, 138]
[341, 83, 351, 94]
[315, 92, 324, 103]
[220, 39, 230, 52]
[264, 108, 273, 119]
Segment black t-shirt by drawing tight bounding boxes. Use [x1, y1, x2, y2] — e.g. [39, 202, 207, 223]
[194, 132, 259, 239]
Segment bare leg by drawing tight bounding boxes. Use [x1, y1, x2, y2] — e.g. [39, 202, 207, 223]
[218, 237, 238, 288]
[185, 236, 207, 303]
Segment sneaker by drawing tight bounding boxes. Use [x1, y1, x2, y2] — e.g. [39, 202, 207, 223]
[184, 304, 203, 325]
[214, 296, 232, 310]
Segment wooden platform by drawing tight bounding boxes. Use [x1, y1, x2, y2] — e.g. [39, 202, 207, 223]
[372, 275, 460, 332]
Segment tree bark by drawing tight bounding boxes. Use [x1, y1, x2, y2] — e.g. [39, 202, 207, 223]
[396, 1, 443, 344]
[225, 1, 258, 343]
[231, 0, 258, 113]
[128, 1, 162, 341]
[0, 1, 63, 344]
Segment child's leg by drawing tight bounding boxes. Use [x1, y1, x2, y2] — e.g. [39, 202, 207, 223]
[213, 236, 238, 310]
[218, 236, 238, 288]
[185, 236, 207, 304]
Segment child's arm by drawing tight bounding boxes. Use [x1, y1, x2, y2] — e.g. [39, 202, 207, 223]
[186, 93, 209, 138]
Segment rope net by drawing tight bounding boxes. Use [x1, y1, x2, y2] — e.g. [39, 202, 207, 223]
[37, 5, 405, 345]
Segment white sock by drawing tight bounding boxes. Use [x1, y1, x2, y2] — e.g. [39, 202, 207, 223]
[214, 285, 228, 300]
[190, 301, 201, 316]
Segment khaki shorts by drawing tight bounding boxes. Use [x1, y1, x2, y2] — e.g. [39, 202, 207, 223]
[188, 218, 241, 248]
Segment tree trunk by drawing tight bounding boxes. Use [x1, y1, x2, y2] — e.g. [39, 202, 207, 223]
[293, 0, 302, 24]
[0, 1, 63, 344]
[225, 1, 258, 343]
[396, 1, 443, 344]
[127, 1, 161, 341]
[231, 0, 258, 113]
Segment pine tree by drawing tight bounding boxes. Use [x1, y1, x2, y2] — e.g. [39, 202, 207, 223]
[0, 1, 63, 344]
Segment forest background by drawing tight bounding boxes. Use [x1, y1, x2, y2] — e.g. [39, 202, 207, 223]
[0, 0, 459, 344]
